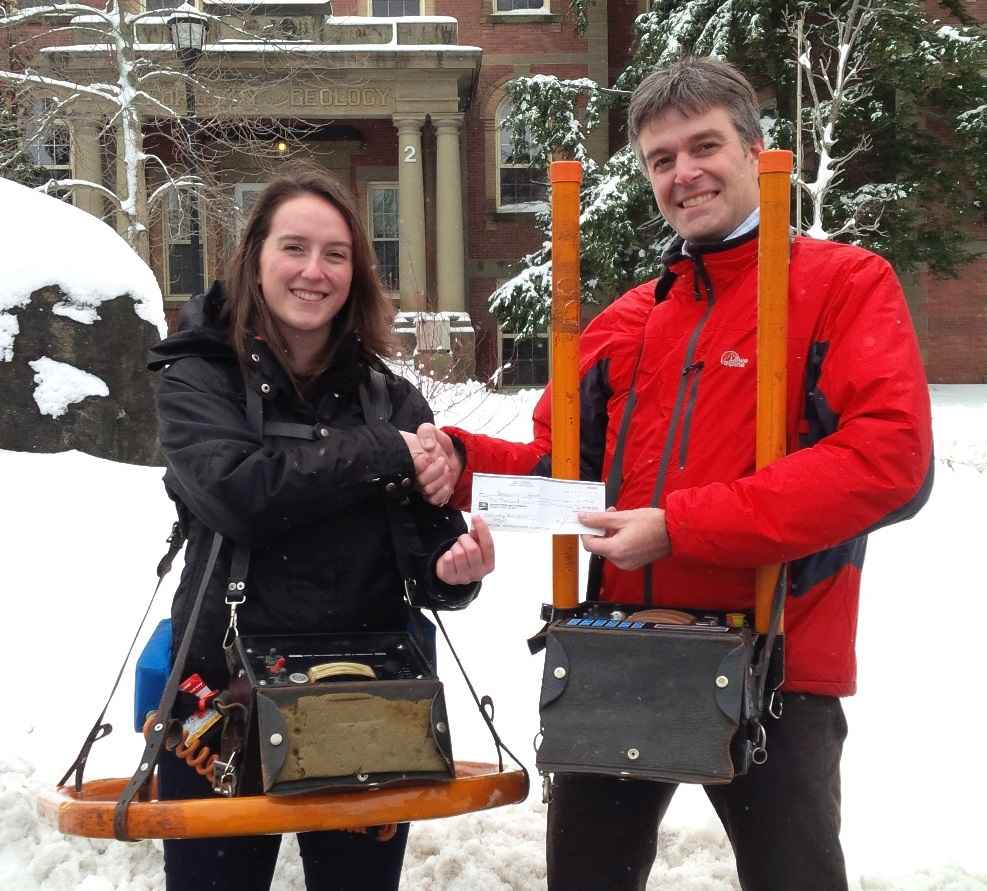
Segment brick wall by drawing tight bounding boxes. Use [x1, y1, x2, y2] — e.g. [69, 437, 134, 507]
[916, 257, 987, 384]
[915, 0, 987, 381]
[452, 2, 593, 377]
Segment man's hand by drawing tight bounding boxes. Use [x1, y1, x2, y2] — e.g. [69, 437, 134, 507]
[399, 429, 448, 495]
[578, 508, 670, 570]
[414, 422, 463, 507]
[436, 515, 495, 585]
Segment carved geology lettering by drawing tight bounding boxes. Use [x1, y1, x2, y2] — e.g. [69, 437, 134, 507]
[290, 87, 391, 108]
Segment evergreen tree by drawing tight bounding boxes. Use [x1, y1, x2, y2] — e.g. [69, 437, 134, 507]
[492, 0, 987, 332]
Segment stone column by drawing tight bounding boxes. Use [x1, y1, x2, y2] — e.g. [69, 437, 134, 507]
[433, 114, 466, 313]
[393, 114, 427, 311]
[69, 118, 103, 220]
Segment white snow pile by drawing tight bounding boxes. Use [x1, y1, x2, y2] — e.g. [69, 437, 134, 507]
[0, 386, 985, 890]
[28, 356, 110, 418]
[0, 178, 165, 360]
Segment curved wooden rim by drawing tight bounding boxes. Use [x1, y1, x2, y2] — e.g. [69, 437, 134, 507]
[38, 762, 529, 840]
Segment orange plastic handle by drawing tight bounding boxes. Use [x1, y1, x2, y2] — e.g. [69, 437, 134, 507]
[755, 150, 793, 633]
[550, 161, 583, 609]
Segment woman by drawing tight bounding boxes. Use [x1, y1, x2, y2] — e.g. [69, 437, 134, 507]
[148, 165, 493, 890]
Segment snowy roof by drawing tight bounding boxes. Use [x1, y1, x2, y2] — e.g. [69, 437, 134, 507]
[207, 0, 331, 4]
[44, 41, 481, 54]
[325, 15, 456, 22]
[0, 179, 166, 349]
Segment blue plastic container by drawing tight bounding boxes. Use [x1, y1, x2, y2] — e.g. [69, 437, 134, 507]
[134, 618, 172, 731]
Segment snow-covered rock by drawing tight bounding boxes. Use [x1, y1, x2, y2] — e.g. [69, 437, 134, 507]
[0, 178, 165, 464]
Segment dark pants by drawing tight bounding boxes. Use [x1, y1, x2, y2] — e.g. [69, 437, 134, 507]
[546, 694, 849, 891]
[158, 752, 408, 891]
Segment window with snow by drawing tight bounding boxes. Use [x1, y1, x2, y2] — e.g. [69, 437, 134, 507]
[499, 327, 549, 388]
[233, 182, 266, 237]
[496, 98, 547, 212]
[368, 183, 400, 293]
[371, 0, 421, 14]
[166, 186, 206, 298]
[25, 99, 71, 181]
[495, 0, 550, 12]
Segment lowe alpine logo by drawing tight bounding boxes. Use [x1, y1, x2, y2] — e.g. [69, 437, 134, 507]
[720, 350, 750, 368]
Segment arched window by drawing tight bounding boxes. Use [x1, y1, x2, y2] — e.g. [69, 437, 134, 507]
[496, 98, 547, 212]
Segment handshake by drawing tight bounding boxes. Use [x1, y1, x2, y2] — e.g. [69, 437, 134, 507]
[398, 422, 669, 575]
[399, 424, 495, 586]
[398, 423, 463, 508]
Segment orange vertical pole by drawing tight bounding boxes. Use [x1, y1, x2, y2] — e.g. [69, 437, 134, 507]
[755, 150, 794, 633]
[550, 160, 583, 610]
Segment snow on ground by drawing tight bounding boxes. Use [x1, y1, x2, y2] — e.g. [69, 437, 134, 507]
[1, 385, 985, 890]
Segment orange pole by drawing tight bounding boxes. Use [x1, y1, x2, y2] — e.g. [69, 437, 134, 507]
[550, 160, 583, 610]
[755, 150, 793, 633]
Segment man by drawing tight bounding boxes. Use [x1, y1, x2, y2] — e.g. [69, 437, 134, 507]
[415, 57, 932, 890]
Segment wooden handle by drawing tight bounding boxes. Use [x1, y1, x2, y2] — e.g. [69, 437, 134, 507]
[755, 150, 793, 633]
[550, 161, 582, 609]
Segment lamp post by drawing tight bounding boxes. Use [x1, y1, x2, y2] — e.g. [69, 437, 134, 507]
[167, 7, 209, 295]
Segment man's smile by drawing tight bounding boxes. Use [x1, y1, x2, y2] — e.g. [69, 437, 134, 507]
[680, 191, 718, 209]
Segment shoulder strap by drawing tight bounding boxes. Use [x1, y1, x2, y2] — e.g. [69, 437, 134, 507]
[113, 531, 224, 840]
[59, 522, 187, 796]
[359, 369, 422, 597]
[359, 367, 393, 424]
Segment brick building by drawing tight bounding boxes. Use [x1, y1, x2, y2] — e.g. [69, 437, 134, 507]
[14, 0, 987, 383]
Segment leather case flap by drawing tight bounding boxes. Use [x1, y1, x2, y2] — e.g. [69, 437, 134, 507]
[255, 692, 288, 793]
[540, 632, 570, 709]
[713, 638, 753, 723]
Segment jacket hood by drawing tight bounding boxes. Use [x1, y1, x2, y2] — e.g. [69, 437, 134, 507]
[147, 281, 234, 370]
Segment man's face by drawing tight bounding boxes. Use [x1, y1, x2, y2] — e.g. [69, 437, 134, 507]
[638, 105, 762, 244]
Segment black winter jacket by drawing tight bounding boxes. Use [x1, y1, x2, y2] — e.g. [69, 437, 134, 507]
[148, 283, 476, 686]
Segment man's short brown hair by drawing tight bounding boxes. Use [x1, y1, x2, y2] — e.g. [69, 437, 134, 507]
[627, 57, 762, 166]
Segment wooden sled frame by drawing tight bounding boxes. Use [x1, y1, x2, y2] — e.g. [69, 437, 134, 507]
[39, 762, 528, 840]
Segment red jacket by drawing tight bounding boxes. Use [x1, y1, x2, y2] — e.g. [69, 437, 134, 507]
[448, 231, 933, 696]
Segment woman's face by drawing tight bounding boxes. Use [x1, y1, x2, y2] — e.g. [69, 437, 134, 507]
[257, 192, 354, 362]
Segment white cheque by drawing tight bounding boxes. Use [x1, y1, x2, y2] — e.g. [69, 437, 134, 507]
[471, 473, 606, 535]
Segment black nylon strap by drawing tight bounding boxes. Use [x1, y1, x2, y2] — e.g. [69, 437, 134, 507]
[246, 383, 264, 443]
[358, 370, 420, 585]
[429, 607, 528, 783]
[113, 530, 224, 841]
[58, 522, 187, 794]
[360, 369, 392, 424]
[264, 421, 318, 440]
[752, 564, 787, 714]
[227, 544, 250, 592]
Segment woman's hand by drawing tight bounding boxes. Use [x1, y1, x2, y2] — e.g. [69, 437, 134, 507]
[400, 429, 453, 504]
[435, 515, 495, 585]
[415, 423, 462, 507]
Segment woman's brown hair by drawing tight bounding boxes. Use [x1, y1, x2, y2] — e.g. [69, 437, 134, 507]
[223, 163, 395, 377]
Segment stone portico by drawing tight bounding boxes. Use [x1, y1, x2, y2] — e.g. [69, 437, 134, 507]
[56, 11, 481, 372]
